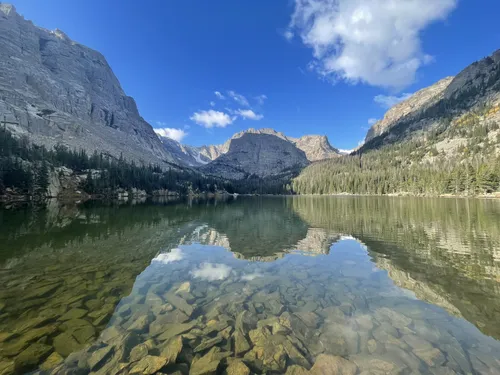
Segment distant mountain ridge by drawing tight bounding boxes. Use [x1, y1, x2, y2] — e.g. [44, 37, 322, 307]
[158, 127, 340, 169]
[199, 132, 310, 180]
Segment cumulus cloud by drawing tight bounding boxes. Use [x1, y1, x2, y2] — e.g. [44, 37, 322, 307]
[287, 0, 457, 89]
[367, 118, 379, 125]
[228, 90, 250, 107]
[191, 263, 232, 281]
[236, 109, 264, 121]
[154, 127, 188, 142]
[374, 93, 413, 108]
[190, 110, 234, 128]
[152, 248, 183, 264]
[214, 91, 225, 99]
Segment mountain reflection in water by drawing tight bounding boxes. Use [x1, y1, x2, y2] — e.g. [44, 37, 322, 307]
[0, 196, 499, 374]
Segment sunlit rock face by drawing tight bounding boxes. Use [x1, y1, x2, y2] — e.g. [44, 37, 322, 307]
[0, 4, 174, 166]
[365, 77, 454, 142]
[189, 128, 339, 170]
[200, 133, 310, 180]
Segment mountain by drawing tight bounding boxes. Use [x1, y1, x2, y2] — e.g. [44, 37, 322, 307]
[156, 135, 211, 167]
[290, 134, 340, 161]
[159, 127, 340, 169]
[199, 132, 310, 180]
[293, 49, 500, 196]
[0, 3, 175, 166]
[363, 49, 500, 152]
[365, 77, 454, 142]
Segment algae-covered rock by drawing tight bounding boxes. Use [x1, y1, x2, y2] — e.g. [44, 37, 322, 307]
[164, 292, 194, 317]
[88, 345, 114, 370]
[160, 336, 183, 364]
[226, 359, 251, 375]
[233, 330, 251, 355]
[53, 332, 84, 357]
[130, 343, 149, 363]
[194, 336, 223, 353]
[156, 321, 197, 342]
[127, 314, 151, 333]
[129, 355, 167, 374]
[14, 343, 53, 373]
[285, 365, 310, 375]
[190, 347, 222, 375]
[59, 308, 88, 321]
[310, 354, 357, 375]
[39, 352, 64, 371]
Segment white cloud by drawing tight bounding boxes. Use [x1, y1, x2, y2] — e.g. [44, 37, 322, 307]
[214, 91, 225, 99]
[283, 30, 294, 41]
[191, 263, 232, 281]
[255, 94, 268, 105]
[154, 127, 188, 142]
[210, 101, 216, 107]
[241, 272, 264, 281]
[367, 118, 379, 125]
[190, 110, 234, 128]
[152, 248, 183, 264]
[236, 109, 264, 121]
[228, 90, 250, 107]
[374, 93, 413, 108]
[287, 0, 457, 89]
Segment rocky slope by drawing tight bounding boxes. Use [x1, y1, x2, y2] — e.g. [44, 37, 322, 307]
[0, 4, 175, 166]
[290, 134, 340, 161]
[199, 133, 309, 180]
[363, 49, 500, 151]
[157, 135, 211, 167]
[365, 77, 454, 142]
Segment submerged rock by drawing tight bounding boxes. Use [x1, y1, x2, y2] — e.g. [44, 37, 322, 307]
[226, 359, 251, 375]
[129, 355, 167, 374]
[88, 345, 114, 370]
[194, 336, 223, 353]
[190, 347, 223, 375]
[53, 332, 84, 357]
[233, 330, 251, 355]
[310, 354, 357, 375]
[160, 336, 183, 364]
[39, 351, 64, 371]
[14, 343, 53, 373]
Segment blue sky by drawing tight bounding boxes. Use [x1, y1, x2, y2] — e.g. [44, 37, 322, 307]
[10, 0, 500, 149]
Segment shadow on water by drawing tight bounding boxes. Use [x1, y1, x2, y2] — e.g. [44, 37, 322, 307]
[0, 196, 499, 373]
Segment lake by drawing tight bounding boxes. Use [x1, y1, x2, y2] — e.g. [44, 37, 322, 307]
[1, 196, 500, 374]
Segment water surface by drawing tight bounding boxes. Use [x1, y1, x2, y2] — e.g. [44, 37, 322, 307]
[1, 197, 500, 374]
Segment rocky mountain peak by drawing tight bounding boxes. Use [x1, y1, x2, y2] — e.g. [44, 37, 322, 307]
[293, 134, 340, 161]
[0, 3, 16, 15]
[365, 76, 454, 142]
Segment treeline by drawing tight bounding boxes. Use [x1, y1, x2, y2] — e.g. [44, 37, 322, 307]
[0, 127, 232, 197]
[293, 117, 500, 196]
[292, 155, 500, 196]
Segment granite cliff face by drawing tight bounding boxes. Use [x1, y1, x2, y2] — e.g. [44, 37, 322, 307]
[199, 133, 310, 180]
[290, 134, 339, 161]
[365, 77, 454, 142]
[0, 4, 174, 165]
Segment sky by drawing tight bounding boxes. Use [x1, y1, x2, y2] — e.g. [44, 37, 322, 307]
[9, 0, 500, 150]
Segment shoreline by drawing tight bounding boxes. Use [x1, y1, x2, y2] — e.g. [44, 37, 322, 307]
[2, 191, 499, 205]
